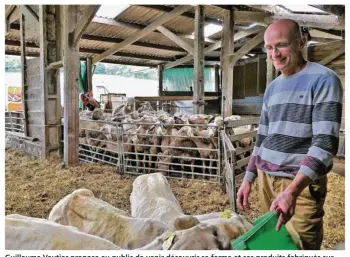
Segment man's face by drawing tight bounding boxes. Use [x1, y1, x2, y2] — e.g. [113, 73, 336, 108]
[264, 28, 304, 73]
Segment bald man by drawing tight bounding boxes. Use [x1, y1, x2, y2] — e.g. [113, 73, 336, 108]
[237, 19, 343, 250]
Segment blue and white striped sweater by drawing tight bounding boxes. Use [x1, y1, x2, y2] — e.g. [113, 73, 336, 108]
[244, 62, 343, 182]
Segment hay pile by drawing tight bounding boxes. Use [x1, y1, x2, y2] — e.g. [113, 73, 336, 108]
[5, 147, 230, 218]
[5, 146, 344, 250]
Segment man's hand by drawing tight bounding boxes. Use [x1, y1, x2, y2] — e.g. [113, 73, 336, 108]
[270, 172, 311, 231]
[237, 180, 252, 211]
[269, 187, 297, 231]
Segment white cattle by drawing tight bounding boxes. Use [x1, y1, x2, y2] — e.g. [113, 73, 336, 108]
[48, 188, 170, 249]
[130, 173, 199, 230]
[139, 223, 231, 250]
[131, 173, 253, 241]
[5, 214, 120, 250]
[6, 214, 231, 250]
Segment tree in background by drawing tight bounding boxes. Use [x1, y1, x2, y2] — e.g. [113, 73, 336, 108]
[5, 55, 157, 80]
[5, 56, 21, 72]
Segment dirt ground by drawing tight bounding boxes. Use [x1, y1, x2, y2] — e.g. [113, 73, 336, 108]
[5, 146, 344, 250]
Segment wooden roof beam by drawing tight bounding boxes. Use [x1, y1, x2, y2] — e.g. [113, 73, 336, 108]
[309, 5, 345, 16]
[309, 28, 343, 40]
[81, 34, 186, 53]
[269, 13, 344, 30]
[6, 5, 17, 19]
[5, 40, 185, 61]
[82, 48, 181, 61]
[235, 9, 344, 30]
[6, 24, 188, 53]
[157, 26, 194, 54]
[6, 50, 39, 57]
[72, 5, 100, 46]
[164, 26, 265, 69]
[213, 5, 233, 11]
[5, 50, 159, 67]
[229, 29, 265, 65]
[311, 28, 344, 38]
[23, 5, 39, 22]
[99, 59, 157, 67]
[248, 5, 302, 14]
[92, 5, 193, 64]
[6, 5, 19, 34]
[310, 37, 342, 43]
[319, 43, 345, 65]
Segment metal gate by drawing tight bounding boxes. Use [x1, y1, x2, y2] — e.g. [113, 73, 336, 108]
[222, 117, 260, 210]
[5, 111, 24, 134]
[79, 119, 123, 171]
[121, 121, 222, 183]
[222, 130, 237, 211]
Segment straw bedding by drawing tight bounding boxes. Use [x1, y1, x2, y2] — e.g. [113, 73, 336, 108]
[5, 146, 344, 250]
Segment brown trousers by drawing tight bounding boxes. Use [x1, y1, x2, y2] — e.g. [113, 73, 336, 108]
[257, 170, 327, 250]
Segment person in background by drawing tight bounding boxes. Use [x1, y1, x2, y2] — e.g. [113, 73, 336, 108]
[80, 92, 100, 111]
[236, 19, 343, 250]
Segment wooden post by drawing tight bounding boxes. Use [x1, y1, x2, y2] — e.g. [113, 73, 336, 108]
[39, 5, 62, 158]
[19, 7, 28, 136]
[302, 31, 309, 61]
[266, 58, 275, 86]
[256, 57, 261, 95]
[193, 5, 205, 114]
[87, 57, 93, 92]
[214, 64, 220, 92]
[63, 5, 80, 166]
[158, 64, 164, 110]
[158, 64, 164, 96]
[221, 8, 234, 117]
[10, 113, 13, 132]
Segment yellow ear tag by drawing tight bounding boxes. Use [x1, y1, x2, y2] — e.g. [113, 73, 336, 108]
[162, 231, 176, 250]
[205, 119, 208, 124]
[219, 209, 232, 219]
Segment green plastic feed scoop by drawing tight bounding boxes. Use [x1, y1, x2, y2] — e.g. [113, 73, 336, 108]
[231, 211, 299, 250]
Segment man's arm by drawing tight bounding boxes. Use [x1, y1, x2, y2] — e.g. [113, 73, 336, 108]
[299, 74, 343, 181]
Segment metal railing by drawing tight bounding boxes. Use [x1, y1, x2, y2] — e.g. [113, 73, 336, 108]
[223, 117, 260, 209]
[5, 111, 24, 135]
[5, 110, 258, 187]
[104, 103, 192, 116]
[78, 119, 122, 169]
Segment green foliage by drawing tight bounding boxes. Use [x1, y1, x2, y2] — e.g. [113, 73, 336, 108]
[5, 56, 21, 72]
[5, 55, 157, 80]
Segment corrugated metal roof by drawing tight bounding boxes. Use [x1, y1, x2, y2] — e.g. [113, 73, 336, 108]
[5, 4, 344, 67]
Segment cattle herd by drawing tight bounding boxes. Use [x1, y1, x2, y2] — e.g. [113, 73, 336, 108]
[6, 173, 253, 250]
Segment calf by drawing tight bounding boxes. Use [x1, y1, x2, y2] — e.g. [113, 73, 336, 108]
[6, 214, 120, 250]
[48, 188, 170, 249]
[130, 173, 199, 230]
[6, 215, 231, 250]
